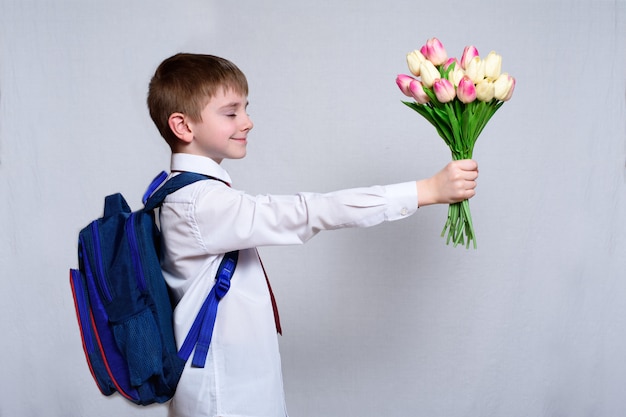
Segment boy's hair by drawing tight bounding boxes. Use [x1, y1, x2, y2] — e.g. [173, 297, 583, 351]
[147, 53, 249, 147]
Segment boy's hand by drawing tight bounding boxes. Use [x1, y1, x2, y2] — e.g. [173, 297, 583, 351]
[416, 159, 478, 207]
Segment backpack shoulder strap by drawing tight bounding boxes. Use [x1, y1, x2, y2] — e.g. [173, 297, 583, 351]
[144, 172, 219, 211]
[141, 171, 238, 368]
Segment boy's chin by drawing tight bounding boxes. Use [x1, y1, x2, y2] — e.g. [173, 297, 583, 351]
[229, 153, 247, 160]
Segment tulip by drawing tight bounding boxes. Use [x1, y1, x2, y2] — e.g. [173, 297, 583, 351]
[396, 74, 415, 97]
[456, 75, 477, 103]
[503, 76, 515, 101]
[449, 65, 465, 86]
[443, 57, 458, 72]
[475, 80, 495, 102]
[460, 45, 479, 70]
[484, 51, 502, 80]
[419, 60, 440, 87]
[406, 50, 426, 76]
[493, 73, 516, 101]
[465, 56, 485, 83]
[409, 79, 430, 104]
[420, 37, 448, 66]
[433, 78, 455, 103]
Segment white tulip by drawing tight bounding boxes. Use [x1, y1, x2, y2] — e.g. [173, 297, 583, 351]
[465, 56, 485, 83]
[475, 80, 495, 101]
[484, 51, 502, 80]
[419, 60, 440, 88]
[406, 50, 426, 77]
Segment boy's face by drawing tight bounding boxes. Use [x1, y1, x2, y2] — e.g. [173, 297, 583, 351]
[185, 88, 253, 164]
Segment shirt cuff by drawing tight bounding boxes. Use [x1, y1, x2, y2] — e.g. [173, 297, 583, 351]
[384, 182, 418, 221]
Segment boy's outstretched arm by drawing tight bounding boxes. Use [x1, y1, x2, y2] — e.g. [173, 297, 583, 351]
[416, 159, 479, 207]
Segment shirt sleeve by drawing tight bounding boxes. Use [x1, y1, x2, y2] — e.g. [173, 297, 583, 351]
[163, 180, 418, 254]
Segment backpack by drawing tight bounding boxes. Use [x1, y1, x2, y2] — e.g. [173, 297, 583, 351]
[69, 171, 238, 405]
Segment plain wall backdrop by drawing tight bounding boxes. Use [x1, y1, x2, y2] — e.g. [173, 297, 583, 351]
[1, 0, 625, 416]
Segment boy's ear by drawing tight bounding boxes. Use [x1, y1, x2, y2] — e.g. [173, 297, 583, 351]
[168, 113, 193, 143]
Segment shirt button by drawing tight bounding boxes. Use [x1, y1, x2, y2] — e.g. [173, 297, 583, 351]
[400, 207, 409, 216]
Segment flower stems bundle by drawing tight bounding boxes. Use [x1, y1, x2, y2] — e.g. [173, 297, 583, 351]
[396, 38, 515, 249]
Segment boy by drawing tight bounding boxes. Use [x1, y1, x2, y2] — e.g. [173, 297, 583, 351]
[147, 53, 478, 417]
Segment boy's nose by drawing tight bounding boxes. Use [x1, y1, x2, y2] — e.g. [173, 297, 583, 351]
[242, 115, 253, 131]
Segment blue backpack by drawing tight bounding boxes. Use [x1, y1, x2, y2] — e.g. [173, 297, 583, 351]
[69, 172, 238, 405]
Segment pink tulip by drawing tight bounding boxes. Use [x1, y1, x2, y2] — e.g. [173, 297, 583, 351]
[460, 45, 479, 70]
[409, 80, 430, 104]
[396, 74, 415, 97]
[443, 57, 458, 72]
[420, 37, 448, 66]
[433, 78, 455, 103]
[456, 75, 477, 103]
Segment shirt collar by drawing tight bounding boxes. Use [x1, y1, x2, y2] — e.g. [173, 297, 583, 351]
[170, 153, 233, 185]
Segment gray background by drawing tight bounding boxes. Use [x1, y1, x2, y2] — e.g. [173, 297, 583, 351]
[1, 0, 625, 416]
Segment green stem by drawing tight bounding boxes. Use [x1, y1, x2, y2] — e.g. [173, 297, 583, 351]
[402, 98, 505, 249]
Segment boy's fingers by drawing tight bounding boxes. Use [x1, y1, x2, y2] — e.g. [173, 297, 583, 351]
[453, 159, 478, 171]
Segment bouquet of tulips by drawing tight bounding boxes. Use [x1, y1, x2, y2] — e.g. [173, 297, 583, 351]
[396, 37, 515, 249]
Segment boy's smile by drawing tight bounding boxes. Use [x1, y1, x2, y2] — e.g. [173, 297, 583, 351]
[181, 89, 253, 164]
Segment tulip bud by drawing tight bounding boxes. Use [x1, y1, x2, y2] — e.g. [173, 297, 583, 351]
[493, 73, 516, 101]
[475, 80, 495, 102]
[465, 56, 485, 83]
[433, 78, 455, 103]
[456, 75, 477, 103]
[449, 66, 465, 86]
[484, 51, 502, 80]
[419, 44, 428, 58]
[419, 60, 440, 88]
[460, 45, 479, 70]
[406, 50, 426, 76]
[443, 58, 458, 73]
[503, 76, 515, 101]
[409, 79, 430, 104]
[396, 74, 415, 97]
[421, 37, 448, 66]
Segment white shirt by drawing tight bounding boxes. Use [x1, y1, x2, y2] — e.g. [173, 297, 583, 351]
[161, 153, 418, 417]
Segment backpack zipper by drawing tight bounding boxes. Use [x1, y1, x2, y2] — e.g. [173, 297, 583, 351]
[70, 269, 96, 354]
[90, 222, 113, 302]
[126, 212, 147, 292]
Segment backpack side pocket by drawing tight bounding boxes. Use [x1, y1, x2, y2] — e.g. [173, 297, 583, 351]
[69, 269, 116, 396]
